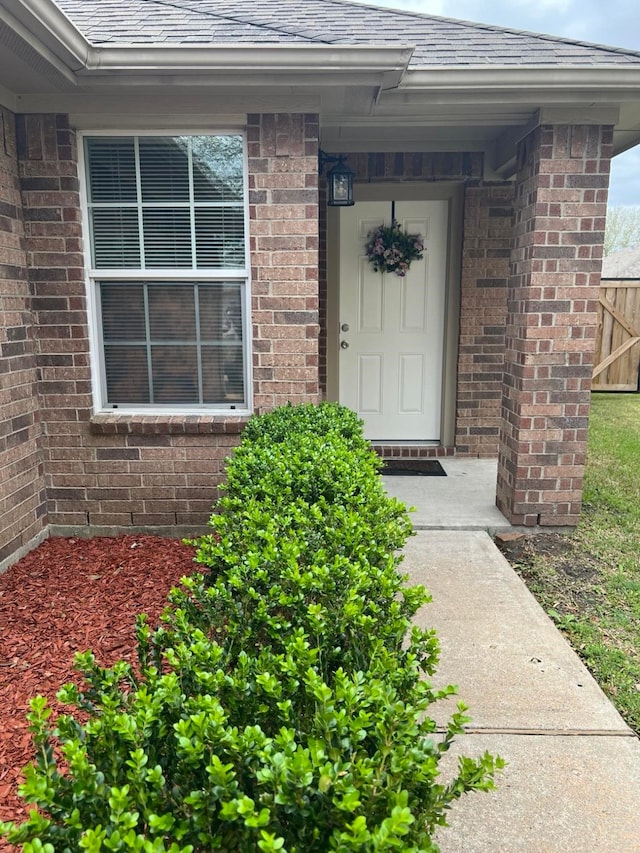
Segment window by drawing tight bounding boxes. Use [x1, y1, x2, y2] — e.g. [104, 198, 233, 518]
[83, 134, 249, 412]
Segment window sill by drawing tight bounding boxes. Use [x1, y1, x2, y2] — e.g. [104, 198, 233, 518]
[90, 413, 249, 436]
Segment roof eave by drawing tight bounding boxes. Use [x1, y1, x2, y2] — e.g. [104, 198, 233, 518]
[1, 0, 89, 70]
[402, 65, 640, 93]
[1, 0, 414, 90]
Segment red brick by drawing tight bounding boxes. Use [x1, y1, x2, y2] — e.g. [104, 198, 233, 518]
[0, 106, 47, 566]
[497, 124, 611, 526]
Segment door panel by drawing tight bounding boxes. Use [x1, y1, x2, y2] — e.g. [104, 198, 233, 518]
[339, 200, 447, 441]
[358, 354, 383, 413]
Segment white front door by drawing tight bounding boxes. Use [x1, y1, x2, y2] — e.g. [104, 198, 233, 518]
[338, 200, 447, 441]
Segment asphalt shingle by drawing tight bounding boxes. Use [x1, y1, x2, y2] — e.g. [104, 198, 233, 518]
[54, 0, 640, 67]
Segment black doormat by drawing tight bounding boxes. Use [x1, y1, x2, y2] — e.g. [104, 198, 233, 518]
[381, 459, 447, 476]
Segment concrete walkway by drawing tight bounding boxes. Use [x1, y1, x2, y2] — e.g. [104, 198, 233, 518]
[381, 460, 639, 851]
[401, 530, 640, 852]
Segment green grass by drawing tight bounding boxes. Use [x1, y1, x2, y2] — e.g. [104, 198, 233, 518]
[512, 393, 640, 733]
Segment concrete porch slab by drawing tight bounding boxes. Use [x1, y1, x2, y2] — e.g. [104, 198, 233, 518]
[382, 458, 510, 530]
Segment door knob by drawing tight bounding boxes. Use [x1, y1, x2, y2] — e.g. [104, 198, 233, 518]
[340, 340, 349, 349]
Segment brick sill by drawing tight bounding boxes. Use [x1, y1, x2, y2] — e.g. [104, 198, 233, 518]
[90, 413, 249, 436]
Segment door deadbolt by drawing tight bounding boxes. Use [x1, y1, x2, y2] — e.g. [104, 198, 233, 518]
[341, 323, 350, 332]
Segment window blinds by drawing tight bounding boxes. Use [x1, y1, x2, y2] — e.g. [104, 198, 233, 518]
[86, 136, 246, 270]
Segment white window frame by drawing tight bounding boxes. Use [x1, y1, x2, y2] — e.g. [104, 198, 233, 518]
[79, 129, 253, 416]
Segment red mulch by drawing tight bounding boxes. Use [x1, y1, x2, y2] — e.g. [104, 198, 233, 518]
[0, 534, 197, 843]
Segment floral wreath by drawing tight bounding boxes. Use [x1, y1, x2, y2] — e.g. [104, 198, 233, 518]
[365, 221, 424, 277]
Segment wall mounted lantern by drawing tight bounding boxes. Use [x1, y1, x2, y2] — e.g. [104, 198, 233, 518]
[319, 149, 355, 207]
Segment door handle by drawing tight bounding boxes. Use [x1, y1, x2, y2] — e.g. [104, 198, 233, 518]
[340, 341, 349, 349]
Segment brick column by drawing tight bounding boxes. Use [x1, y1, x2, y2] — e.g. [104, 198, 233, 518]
[497, 124, 612, 526]
[0, 108, 47, 568]
[247, 113, 320, 412]
[16, 114, 93, 527]
[456, 184, 513, 457]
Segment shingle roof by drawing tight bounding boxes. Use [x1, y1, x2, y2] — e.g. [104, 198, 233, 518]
[54, 0, 640, 67]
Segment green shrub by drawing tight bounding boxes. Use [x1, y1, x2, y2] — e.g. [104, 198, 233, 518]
[172, 514, 428, 680]
[240, 401, 367, 449]
[197, 404, 410, 581]
[1, 403, 503, 851]
[220, 417, 383, 510]
[3, 631, 500, 852]
[187, 403, 417, 677]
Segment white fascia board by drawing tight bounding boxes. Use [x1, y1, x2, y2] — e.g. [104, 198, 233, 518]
[401, 66, 640, 95]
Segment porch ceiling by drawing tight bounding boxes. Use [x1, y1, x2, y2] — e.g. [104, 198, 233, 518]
[321, 95, 639, 178]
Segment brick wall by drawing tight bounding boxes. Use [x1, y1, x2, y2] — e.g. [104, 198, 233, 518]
[347, 152, 483, 182]
[456, 185, 513, 457]
[14, 112, 320, 535]
[0, 108, 46, 569]
[17, 114, 92, 527]
[247, 113, 320, 411]
[497, 124, 612, 525]
[4, 111, 610, 548]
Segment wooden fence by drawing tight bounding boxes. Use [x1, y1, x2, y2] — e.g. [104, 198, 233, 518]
[593, 279, 640, 391]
